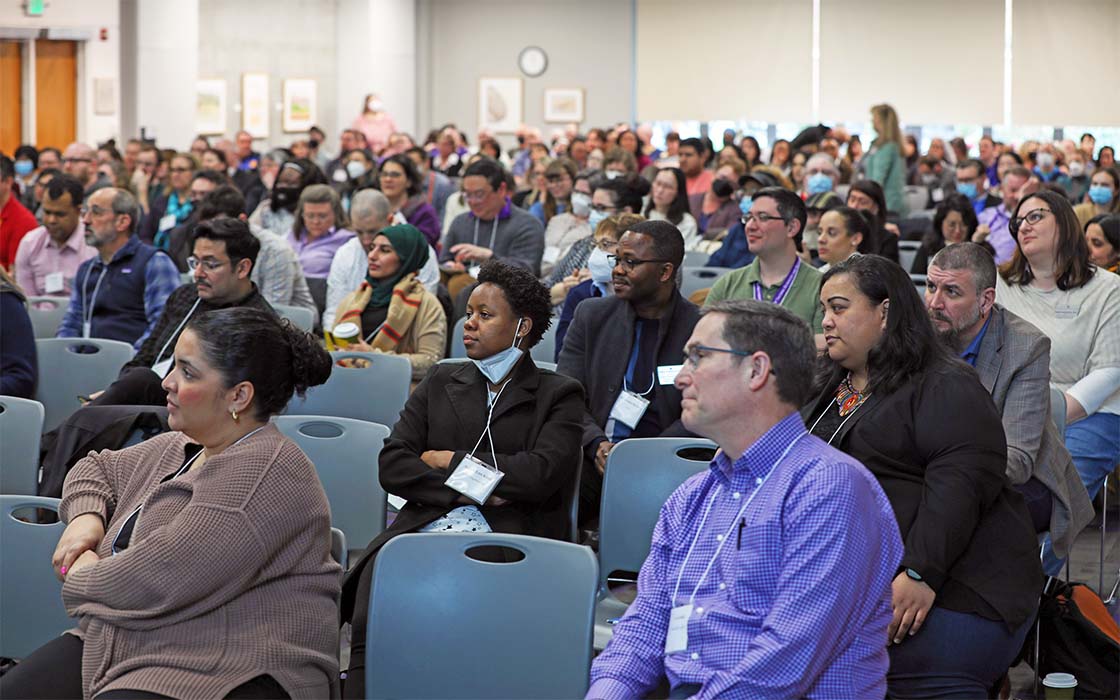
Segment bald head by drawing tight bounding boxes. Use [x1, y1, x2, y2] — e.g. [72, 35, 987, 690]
[63, 142, 97, 186]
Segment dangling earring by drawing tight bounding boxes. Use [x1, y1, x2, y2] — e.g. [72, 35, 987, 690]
[230, 408, 239, 422]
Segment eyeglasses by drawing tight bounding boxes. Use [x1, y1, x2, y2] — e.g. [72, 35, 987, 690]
[607, 254, 670, 272]
[62, 157, 92, 164]
[303, 211, 333, 221]
[682, 345, 754, 369]
[169, 166, 192, 173]
[463, 189, 493, 202]
[593, 238, 619, 252]
[186, 256, 229, 272]
[80, 205, 113, 216]
[379, 170, 405, 179]
[1010, 207, 1052, 236]
[741, 212, 787, 226]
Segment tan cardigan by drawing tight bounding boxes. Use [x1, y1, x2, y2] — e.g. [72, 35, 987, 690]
[60, 425, 340, 700]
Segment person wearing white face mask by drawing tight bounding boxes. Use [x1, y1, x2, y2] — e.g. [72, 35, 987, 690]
[338, 259, 585, 699]
[351, 93, 397, 156]
[540, 167, 595, 278]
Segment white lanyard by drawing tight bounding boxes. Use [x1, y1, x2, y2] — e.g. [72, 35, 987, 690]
[152, 298, 202, 367]
[807, 397, 866, 445]
[110, 425, 268, 555]
[468, 378, 513, 472]
[670, 431, 806, 606]
[82, 264, 109, 335]
[472, 216, 499, 252]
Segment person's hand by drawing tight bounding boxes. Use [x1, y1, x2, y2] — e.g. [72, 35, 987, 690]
[798, 247, 814, 264]
[66, 550, 101, 578]
[441, 260, 467, 274]
[52, 513, 105, 580]
[594, 441, 616, 475]
[450, 244, 494, 264]
[485, 494, 509, 507]
[421, 450, 456, 470]
[884, 222, 901, 238]
[889, 572, 936, 644]
[1016, 177, 1041, 202]
[972, 224, 991, 243]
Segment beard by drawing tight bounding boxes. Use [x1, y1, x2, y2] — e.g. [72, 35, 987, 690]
[931, 304, 982, 354]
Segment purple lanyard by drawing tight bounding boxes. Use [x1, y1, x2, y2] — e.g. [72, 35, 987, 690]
[753, 257, 801, 305]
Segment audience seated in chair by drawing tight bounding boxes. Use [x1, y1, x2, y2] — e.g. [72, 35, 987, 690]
[803, 254, 1043, 697]
[589, 300, 903, 699]
[13, 174, 96, 298]
[557, 219, 699, 525]
[0, 269, 37, 398]
[328, 223, 446, 385]
[0, 307, 339, 700]
[339, 260, 585, 698]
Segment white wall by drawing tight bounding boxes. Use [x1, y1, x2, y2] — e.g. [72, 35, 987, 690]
[337, 0, 417, 142]
[419, 0, 634, 148]
[0, 0, 121, 146]
[198, 0, 338, 150]
[131, 0, 198, 149]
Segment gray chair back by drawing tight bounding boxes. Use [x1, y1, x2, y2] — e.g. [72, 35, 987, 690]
[366, 533, 598, 699]
[0, 496, 72, 659]
[285, 351, 410, 428]
[0, 396, 45, 495]
[330, 527, 348, 570]
[35, 338, 134, 433]
[273, 303, 316, 332]
[898, 240, 922, 274]
[274, 415, 390, 551]
[680, 267, 732, 298]
[450, 316, 468, 359]
[26, 296, 69, 340]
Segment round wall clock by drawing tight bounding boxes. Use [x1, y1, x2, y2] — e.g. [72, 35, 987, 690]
[518, 46, 548, 78]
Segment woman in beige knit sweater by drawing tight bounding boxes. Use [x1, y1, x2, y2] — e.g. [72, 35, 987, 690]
[1, 308, 340, 700]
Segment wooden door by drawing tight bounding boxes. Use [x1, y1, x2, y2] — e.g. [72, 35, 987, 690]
[34, 39, 76, 150]
[0, 41, 20, 155]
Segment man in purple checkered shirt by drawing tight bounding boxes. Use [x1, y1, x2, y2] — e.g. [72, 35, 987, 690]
[587, 300, 903, 700]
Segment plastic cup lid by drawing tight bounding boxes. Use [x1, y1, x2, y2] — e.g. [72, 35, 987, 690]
[333, 322, 360, 338]
[1042, 673, 1078, 688]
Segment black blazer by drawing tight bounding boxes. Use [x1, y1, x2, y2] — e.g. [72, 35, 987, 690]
[802, 357, 1043, 629]
[557, 291, 700, 457]
[340, 357, 585, 619]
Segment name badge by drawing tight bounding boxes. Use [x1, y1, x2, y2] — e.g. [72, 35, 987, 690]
[657, 364, 683, 385]
[445, 453, 504, 505]
[158, 214, 177, 232]
[542, 245, 561, 265]
[931, 187, 945, 203]
[664, 603, 693, 654]
[44, 272, 65, 294]
[609, 389, 650, 430]
[82, 321, 92, 338]
[1055, 302, 1078, 319]
[151, 358, 174, 379]
[468, 265, 481, 279]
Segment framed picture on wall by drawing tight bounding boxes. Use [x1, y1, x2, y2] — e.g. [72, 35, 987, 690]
[478, 77, 522, 134]
[543, 88, 585, 123]
[282, 79, 317, 132]
[241, 72, 270, 138]
[196, 79, 227, 136]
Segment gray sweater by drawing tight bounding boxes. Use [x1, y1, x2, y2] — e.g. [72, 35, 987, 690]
[440, 205, 545, 276]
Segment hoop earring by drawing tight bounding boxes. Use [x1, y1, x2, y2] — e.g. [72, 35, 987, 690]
[230, 408, 239, 422]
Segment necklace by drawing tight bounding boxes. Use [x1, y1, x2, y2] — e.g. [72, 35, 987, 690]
[835, 372, 871, 417]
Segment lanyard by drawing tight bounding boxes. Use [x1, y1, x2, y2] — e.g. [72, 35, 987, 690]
[807, 397, 867, 445]
[753, 257, 801, 305]
[151, 298, 202, 368]
[111, 425, 268, 555]
[82, 264, 109, 335]
[467, 378, 513, 472]
[472, 216, 499, 252]
[670, 431, 806, 606]
[623, 322, 655, 396]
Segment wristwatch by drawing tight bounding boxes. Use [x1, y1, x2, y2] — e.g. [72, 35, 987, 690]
[905, 568, 924, 582]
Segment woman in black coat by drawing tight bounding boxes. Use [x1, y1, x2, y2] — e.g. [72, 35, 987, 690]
[340, 260, 585, 698]
[802, 255, 1042, 698]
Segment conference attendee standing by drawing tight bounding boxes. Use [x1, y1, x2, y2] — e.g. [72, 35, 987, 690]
[860, 103, 908, 217]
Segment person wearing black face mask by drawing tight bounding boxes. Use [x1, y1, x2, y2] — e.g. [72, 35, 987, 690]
[689, 163, 743, 240]
[249, 158, 327, 238]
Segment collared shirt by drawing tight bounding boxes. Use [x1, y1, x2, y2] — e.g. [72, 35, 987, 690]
[959, 312, 994, 367]
[286, 226, 356, 278]
[978, 204, 1017, 264]
[588, 412, 903, 700]
[1, 195, 39, 269]
[704, 257, 825, 332]
[14, 223, 97, 297]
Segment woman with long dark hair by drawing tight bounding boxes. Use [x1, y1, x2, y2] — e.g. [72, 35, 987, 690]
[643, 167, 699, 250]
[804, 254, 1042, 698]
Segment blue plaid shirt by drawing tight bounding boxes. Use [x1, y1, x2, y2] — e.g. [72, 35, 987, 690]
[588, 412, 903, 700]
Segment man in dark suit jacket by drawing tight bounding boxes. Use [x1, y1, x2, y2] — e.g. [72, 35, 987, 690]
[558, 219, 700, 523]
[925, 243, 1094, 561]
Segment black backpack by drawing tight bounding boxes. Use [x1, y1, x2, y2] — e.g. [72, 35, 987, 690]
[1024, 579, 1120, 699]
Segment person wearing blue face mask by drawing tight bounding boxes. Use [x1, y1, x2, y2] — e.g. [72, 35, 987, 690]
[954, 159, 999, 215]
[13, 144, 39, 210]
[1073, 166, 1120, 230]
[339, 259, 585, 698]
[554, 212, 646, 359]
[803, 153, 838, 197]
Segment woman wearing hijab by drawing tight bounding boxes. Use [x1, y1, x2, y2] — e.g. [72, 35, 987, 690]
[329, 224, 446, 383]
